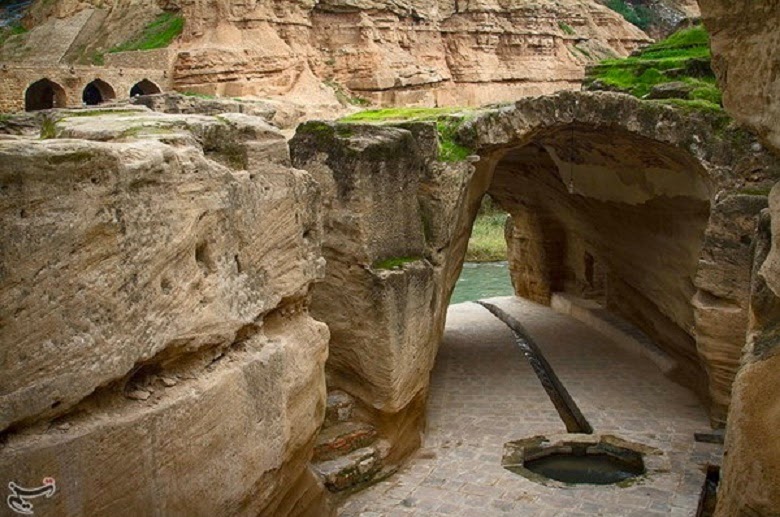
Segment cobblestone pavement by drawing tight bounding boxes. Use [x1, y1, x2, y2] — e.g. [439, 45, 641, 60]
[339, 297, 721, 516]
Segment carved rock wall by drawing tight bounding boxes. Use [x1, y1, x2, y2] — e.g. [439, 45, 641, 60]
[290, 122, 473, 462]
[465, 93, 779, 426]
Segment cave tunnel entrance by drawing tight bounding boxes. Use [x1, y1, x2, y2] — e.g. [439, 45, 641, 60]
[130, 79, 162, 97]
[24, 78, 66, 111]
[82, 79, 116, 106]
[450, 124, 714, 402]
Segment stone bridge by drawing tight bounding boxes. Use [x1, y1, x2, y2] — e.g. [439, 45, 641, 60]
[290, 91, 779, 435]
[0, 64, 171, 112]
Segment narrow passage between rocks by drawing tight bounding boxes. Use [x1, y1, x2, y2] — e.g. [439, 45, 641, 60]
[340, 297, 721, 516]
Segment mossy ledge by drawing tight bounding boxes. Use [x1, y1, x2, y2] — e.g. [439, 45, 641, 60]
[585, 24, 722, 112]
[339, 107, 474, 162]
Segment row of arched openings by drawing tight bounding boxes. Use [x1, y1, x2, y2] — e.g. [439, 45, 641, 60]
[24, 78, 162, 111]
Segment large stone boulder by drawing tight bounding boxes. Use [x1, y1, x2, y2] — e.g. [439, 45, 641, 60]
[0, 108, 332, 516]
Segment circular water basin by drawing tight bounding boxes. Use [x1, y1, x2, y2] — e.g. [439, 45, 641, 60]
[522, 450, 644, 485]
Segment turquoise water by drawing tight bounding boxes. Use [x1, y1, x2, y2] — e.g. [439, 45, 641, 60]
[450, 262, 514, 305]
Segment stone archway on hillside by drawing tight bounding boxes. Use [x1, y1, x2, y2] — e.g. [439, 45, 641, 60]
[24, 78, 67, 111]
[130, 79, 162, 97]
[82, 79, 116, 106]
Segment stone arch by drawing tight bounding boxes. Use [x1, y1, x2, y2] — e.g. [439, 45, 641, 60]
[82, 79, 116, 106]
[479, 124, 712, 392]
[455, 92, 767, 424]
[289, 91, 775, 442]
[130, 79, 162, 97]
[24, 78, 67, 111]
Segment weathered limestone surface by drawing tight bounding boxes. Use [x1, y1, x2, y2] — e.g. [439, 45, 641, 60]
[696, 2, 780, 514]
[290, 122, 473, 465]
[0, 108, 332, 516]
[700, 0, 780, 155]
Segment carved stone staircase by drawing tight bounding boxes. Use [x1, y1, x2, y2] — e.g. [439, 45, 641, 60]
[311, 390, 393, 493]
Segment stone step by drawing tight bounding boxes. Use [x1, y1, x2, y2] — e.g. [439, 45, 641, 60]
[313, 421, 378, 461]
[324, 390, 355, 425]
[312, 446, 382, 492]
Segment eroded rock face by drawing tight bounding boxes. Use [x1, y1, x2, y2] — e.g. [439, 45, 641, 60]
[290, 122, 473, 465]
[715, 185, 780, 517]
[10, 0, 650, 108]
[696, 2, 780, 513]
[172, 0, 650, 106]
[0, 108, 331, 516]
[700, 0, 780, 155]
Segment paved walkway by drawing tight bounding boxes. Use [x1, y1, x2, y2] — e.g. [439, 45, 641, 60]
[339, 297, 721, 516]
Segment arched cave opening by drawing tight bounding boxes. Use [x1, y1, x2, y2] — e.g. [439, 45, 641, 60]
[459, 124, 714, 398]
[82, 79, 116, 106]
[130, 79, 162, 97]
[24, 78, 66, 111]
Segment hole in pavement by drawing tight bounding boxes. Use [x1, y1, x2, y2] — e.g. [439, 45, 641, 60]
[503, 436, 647, 486]
[522, 450, 644, 485]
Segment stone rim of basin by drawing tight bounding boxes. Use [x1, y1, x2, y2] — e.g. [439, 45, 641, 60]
[502, 433, 665, 487]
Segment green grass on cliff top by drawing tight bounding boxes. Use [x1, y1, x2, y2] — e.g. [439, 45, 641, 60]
[339, 107, 466, 123]
[109, 12, 184, 53]
[588, 25, 722, 110]
[339, 107, 473, 162]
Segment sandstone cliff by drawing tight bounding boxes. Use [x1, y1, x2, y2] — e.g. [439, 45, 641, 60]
[0, 107, 332, 516]
[173, 0, 651, 106]
[4, 0, 652, 108]
[698, 1, 780, 515]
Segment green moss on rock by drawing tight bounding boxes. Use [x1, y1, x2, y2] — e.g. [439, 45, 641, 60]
[109, 12, 184, 53]
[338, 108, 474, 162]
[585, 24, 722, 111]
